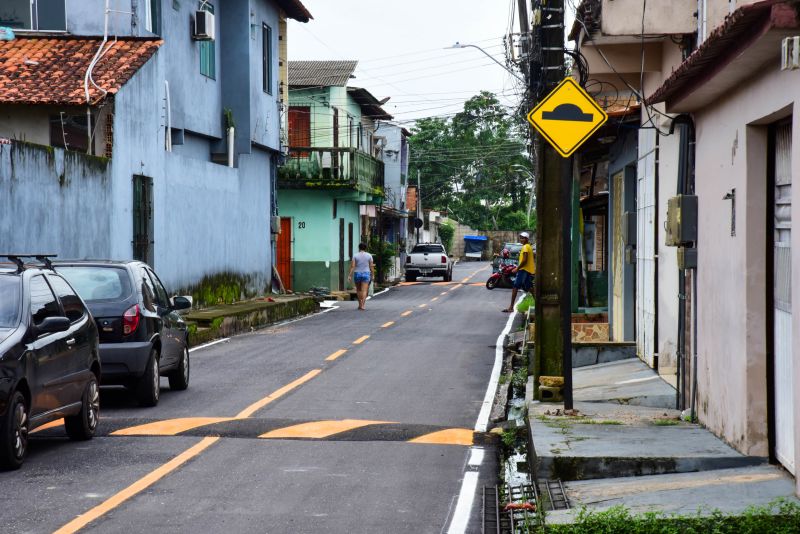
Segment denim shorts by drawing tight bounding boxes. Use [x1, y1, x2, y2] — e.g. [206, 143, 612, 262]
[354, 272, 371, 284]
[513, 269, 533, 291]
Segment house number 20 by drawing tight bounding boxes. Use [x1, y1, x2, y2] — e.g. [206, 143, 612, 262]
[298, 221, 306, 229]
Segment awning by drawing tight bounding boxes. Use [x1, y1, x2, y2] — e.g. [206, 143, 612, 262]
[464, 235, 488, 241]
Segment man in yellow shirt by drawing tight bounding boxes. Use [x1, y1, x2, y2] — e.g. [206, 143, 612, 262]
[503, 232, 535, 313]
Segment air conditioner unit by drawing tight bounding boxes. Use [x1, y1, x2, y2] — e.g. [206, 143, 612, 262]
[781, 36, 800, 71]
[194, 10, 215, 41]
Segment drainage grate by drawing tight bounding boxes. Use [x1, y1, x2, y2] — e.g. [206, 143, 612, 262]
[483, 481, 569, 533]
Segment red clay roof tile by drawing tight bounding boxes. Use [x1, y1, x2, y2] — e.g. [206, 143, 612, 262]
[0, 36, 161, 106]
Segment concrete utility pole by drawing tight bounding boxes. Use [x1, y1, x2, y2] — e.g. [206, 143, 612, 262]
[524, 0, 573, 409]
[417, 169, 422, 243]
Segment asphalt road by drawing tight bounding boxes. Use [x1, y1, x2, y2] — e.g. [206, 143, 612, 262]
[2, 261, 514, 534]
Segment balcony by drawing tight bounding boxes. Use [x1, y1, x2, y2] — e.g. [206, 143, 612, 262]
[278, 147, 384, 200]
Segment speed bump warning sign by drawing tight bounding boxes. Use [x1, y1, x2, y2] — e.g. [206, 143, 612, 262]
[526, 77, 608, 158]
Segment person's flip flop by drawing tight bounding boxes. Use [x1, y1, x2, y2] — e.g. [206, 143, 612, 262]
[501, 308, 513, 313]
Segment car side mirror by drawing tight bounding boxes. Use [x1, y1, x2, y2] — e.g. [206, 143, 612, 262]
[170, 296, 192, 311]
[36, 316, 71, 334]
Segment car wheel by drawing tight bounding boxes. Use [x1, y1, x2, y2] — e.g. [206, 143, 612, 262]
[406, 274, 417, 282]
[445, 271, 452, 282]
[486, 278, 497, 290]
[65, 375, 99, 441]
[168, 345, 190, 391]
[0, 391, 28, 470]
[136, 348, 160, 407]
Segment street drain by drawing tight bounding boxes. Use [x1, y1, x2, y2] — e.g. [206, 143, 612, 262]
[482, 481, 569, 533]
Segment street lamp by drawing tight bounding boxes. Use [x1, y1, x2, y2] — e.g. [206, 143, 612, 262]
[510, 164, 536, 222]
[445, 42, 526, 83]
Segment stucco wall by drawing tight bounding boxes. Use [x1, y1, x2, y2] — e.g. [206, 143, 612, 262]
[692, 67, 800, 458]
[376, 122, 407, 211]
[601, 0, 696, 35]
[0, 142, 113, 258]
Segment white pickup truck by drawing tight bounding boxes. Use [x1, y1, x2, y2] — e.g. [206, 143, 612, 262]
[405, 243, 453, 282]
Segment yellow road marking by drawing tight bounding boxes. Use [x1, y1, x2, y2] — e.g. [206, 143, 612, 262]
[470, 282, 484, 287]
[408, 428, 474, 446]
[325, 349, 347, 361]
[461, 277, 470, 283]
[260, 419, 393, 439]
[235, 369, 322, 418]
[401, 310, 412, 317]
[418, 303, 427, 308]
[432, 281, 452, 286]
[353, 335, 370, 345]
[112, 417, 233, 437]
[53, 436, 220, 534]
[430, 297, 439, 302]
[381, 321, 394, 328]
[449, 285, 461, 291]
[31, 418, 64, 433]
[440, 292, 447, 296]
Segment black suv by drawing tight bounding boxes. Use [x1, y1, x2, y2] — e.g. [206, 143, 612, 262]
[0, 255, 100, 469]
[55, 261, 191, 407]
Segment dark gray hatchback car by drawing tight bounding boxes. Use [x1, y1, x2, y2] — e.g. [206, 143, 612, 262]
[55, 261, 192, 407]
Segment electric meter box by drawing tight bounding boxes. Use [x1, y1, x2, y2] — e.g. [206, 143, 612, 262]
[677, 246, 697, 270]
[665, 194, 698, 246]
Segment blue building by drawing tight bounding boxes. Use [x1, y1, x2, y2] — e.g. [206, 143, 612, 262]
[0, 0, 311, 303]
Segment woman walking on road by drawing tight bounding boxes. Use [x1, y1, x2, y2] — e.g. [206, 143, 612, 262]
[349, 243, 375, 311]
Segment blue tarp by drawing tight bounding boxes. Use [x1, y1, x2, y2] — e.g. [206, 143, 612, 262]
[464, 235, 488, 241]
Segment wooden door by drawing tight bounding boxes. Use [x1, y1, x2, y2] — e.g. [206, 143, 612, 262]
[287, 106, 310, 156]
[338, 218, 345, 290]
[276, 217, 292, 291]
[611, 170, 625, 341]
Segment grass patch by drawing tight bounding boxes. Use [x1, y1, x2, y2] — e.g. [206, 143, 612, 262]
[536, 499, 800, 533]
[652, 419, 680, 426]
[577, 419, 624, 425]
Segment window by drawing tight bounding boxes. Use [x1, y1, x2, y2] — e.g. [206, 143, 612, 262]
[199, 2, 215, 79]
[287, 106, 311, 155]
[263, 24, 273, 94]
[30, 276, 60, 327]
[139, 268, 158, 312]
[1, 0, 66, 31]
[0, 276, 21, 328]
[47, 275, 86, 323]
[50, 114, 92, 154]
[145, 269, 170, 308]
[144, 0, 161, 34]
[57, 266, 132, 303]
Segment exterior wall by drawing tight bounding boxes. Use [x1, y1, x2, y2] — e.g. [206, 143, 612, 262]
[601, 0, 696, 35]
[0, 142, 113, 257]
[277, 189, 360, 292]
[0, 106, 51, 144]
[691, 67, 800, 459]
[375, 122, 408, 212]
[248, 0, 281, 150]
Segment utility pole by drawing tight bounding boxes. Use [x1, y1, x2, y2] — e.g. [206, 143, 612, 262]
[417, 169, 422, 244]
[525, 0, 573, 409]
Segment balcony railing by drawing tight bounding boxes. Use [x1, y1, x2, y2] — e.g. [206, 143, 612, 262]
[278, 146, 384, 196]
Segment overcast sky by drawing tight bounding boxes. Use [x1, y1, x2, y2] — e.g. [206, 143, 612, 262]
[288, 0, 531, 126]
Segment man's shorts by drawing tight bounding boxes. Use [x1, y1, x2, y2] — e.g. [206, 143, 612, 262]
[513, 269, 533, 291]
[354, 272, 371, 284]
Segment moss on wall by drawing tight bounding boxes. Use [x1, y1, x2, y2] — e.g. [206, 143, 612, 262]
[178, 272, 266, 308]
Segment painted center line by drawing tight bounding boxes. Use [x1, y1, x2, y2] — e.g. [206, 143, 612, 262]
[325, 349, 347, 361]
[236, 369, 322, 419]
[431, 297, 439, 302]
[418, 303, 428, 308]
[401, 310, 412, 317]
[353, 335, 370, 345]
[440, 291, 448, 296]
[381, 321, 395, 328]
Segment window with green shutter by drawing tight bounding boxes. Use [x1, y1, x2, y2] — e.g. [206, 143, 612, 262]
[199, 2, 215, 79]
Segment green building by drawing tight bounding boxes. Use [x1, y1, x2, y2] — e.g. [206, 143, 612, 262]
[276, 61, 390, 292]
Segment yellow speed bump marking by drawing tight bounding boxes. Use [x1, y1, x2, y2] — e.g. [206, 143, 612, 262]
[53, 436, 220, 534]
[461, 277, 470, 283]
[112, 417, 234, 437]
[353, 335, 370, 345]
[408, 428, 474, 446]
[31, 418, 64, 433]
[401, 310, 412, 317]
[260, 419, 393, 440]
[325, 349, 347, 361]
[381, 321, 395, 328]
[236, 369, 322, 419]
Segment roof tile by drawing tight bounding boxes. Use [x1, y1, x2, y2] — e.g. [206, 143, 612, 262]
[0, 36, 162, 106]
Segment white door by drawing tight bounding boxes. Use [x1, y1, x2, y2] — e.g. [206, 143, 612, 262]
[637, 130, 657, 367]
[774, 122, 794, 475]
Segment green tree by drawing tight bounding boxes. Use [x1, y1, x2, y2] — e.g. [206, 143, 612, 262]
[408, 91, 532, 231]
[438, 222, 455, 252]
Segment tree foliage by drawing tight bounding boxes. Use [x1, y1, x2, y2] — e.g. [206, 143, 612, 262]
[408, 91, 534, 232]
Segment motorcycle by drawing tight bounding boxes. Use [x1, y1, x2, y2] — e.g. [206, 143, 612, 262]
[486, 263, 516, 290]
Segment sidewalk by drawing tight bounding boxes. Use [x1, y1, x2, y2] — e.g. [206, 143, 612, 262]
[525, 357, 800, 522]
[184, 294, 319, 347]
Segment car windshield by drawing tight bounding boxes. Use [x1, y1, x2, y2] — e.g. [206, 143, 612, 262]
[57, 266, 132, 302]
[412, 245, 445, 253]
[0, 275, 21, 327]
[504, 243, 523, 253]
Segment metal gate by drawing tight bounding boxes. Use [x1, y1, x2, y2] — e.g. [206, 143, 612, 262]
[773, 122, 794, 475]
[132, 175, 153, 266]
[637, 129, 657, 366]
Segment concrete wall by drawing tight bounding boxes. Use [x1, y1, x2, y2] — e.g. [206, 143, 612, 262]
[691, 67, 800, 460]
[376, 122, 407, 212]
[601, 0, 696, 35]
[0, 142, 113, 257]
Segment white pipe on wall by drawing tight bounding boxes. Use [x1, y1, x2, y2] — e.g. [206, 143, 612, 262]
[227, 127, 235, 167]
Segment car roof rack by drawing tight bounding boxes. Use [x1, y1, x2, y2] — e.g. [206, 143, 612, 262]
[1, 254, 57, 273]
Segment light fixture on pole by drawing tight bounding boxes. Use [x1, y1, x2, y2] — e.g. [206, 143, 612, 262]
[445, 42, 526, 83]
